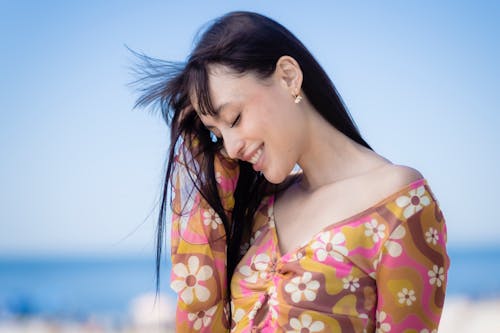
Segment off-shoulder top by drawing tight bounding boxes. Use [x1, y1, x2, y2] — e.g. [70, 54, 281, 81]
[170, 149, 449, 333]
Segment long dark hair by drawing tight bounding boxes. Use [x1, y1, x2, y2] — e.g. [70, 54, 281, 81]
[132, 11, 371, 304]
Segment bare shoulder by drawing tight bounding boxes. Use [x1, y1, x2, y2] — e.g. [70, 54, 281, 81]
[375, 164, 424, 193]
[356, 163, 425, 205]
[386, 164, 423, 184]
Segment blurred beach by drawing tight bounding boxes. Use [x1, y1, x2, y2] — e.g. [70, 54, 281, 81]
[0, 257, 176, 332]
[1, 298, 500, 333]
[0, 247, 499, 332]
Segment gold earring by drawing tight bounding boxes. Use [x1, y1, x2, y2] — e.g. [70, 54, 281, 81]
[294, 93, 303, 104]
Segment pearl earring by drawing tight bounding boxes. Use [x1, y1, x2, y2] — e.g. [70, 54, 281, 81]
[294, 93, 303, 104]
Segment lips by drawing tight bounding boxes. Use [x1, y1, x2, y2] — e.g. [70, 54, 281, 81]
[249, 146, 263, 164]
[243, 144, 264, 170]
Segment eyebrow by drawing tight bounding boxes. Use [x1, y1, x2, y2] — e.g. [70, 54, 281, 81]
[214, 102, 230, 116]
[202, 102, 230, 132]
[208, 102, 232, 121]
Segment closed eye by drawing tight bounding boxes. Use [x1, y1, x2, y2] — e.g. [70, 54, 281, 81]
[230, 114, 241, 128]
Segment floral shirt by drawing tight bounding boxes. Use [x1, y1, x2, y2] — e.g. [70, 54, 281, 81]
[170, 149, 449, 332]
[170, 148, 238, 332]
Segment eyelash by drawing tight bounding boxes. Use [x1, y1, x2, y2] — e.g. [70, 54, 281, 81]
[230, 114, 241, 128]
[207, 113, 240, 142]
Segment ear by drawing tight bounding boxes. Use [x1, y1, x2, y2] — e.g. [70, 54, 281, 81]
[274, 56, 303, 96]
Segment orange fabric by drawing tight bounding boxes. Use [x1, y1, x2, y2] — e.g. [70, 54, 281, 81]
[169, 147, 449, 332]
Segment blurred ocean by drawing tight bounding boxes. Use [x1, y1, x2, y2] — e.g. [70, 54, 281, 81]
[0, 256, 175, 324]
[0, 247, 499, 322]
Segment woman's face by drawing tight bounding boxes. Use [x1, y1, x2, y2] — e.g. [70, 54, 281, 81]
[194, 66, 307, 184]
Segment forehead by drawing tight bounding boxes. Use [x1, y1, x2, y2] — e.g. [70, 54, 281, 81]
[190, 65, 268, 115]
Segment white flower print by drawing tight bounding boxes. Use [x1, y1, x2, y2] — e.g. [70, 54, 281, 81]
[250, 230, 262, 246]
[370, 225, 406, 278]
[267, 285, 279, 320]
[171, 185, 176, 202]
[428, 265, 445, 287]
[398, 288, 416, 306]
[289, 250, 305, 262]
[384, 224, 406, 257]
[287, 313, 325, 333]
[187, 304, 217, 330]
[310, 231, 348, 262]
[396, 185, 431, 218]
[376, 310, 391, 332]
[175, 152, 199, 235]
[425, 227, 439, 245]
[342, 275, 360, 292]
[238, 253, 271, 283]
[203, 208, 222, 230]
[178, 186, 196, 235]
[284, 272, 320, 303]
[231, 308, 245, 331]
[170, 256, 213, 304]
[370, 251, 384, 279]
[248, 299, 263, 320]
[215, 171, 222, 184]
[365, 219, 386, 243]
[230, 301, 245, 332]
[268, 204, 275, 228]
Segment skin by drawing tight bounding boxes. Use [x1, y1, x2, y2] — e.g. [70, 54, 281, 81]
[195, 57, 423, 254]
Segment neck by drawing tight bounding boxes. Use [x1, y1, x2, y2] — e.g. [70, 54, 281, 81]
[296, 104, 383, 192]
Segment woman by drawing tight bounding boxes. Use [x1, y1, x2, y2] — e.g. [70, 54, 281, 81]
[134, 11, 449, 332]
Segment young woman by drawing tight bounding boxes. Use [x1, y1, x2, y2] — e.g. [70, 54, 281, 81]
[134, 11, 449, 333]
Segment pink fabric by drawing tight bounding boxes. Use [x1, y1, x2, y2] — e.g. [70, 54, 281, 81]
[170, 148, 449, 332]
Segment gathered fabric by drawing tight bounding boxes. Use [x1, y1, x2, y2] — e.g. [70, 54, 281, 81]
[170, 150, 449, 332]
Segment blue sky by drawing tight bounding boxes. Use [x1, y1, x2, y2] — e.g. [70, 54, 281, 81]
[0, 1, 498, 256]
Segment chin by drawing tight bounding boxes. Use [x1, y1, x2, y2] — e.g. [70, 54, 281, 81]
[263, 176, 282, 185]
[262, 168, 291, 185]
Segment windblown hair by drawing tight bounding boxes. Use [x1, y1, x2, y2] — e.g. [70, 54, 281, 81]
[132, 11, 371, 305]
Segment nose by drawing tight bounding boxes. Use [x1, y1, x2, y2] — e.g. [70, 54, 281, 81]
[222, 130, 244, 160]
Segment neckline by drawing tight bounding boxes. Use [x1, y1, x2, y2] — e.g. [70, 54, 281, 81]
[270, 178, 428, 259]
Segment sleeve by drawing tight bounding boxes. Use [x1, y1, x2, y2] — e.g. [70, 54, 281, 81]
[169, 142, 239, 332]
[375, 184, 450, 332]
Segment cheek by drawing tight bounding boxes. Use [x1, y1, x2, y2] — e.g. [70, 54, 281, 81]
[263, 144, 298, 184]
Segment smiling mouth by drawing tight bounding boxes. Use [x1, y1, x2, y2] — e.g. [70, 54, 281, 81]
[249, 146, 263, 164]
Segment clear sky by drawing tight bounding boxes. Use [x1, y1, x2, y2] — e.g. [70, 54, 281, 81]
[0, 1, 498, 256]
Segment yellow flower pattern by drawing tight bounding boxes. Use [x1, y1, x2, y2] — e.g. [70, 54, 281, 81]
[170, 147, 449, 332]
